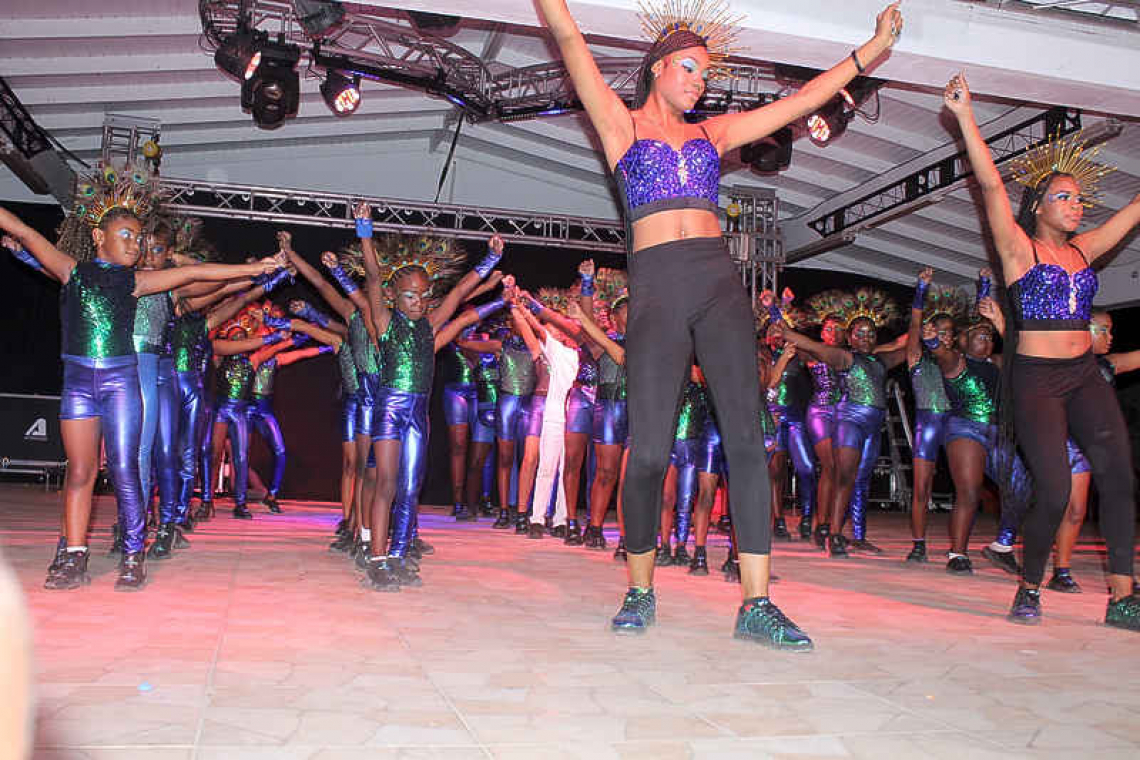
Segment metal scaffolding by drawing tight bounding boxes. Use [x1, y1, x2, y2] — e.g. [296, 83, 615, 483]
[724, 186, 783, 301]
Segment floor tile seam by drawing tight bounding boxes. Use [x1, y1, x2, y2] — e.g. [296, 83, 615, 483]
[638, 672, 736, 738]
[838, 680, 977, 738]
[472, 727, 970, 747]
[189, 525, 247, 760]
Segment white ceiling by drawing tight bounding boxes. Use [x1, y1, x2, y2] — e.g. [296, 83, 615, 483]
[2, 0, 1139, 302]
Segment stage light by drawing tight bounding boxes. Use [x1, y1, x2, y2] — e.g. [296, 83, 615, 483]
[321, 71, 361, 115]
[214, 29, 264, 81]
[740, 127, 793, 173]
[806, 95, 851, 147]
[292, 0, 346, 38]
[241, 43, 301, 129]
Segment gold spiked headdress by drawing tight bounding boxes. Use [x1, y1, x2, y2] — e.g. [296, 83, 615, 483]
[638, 0, 741, 76]
[56, 161, 165, 261]
[1009, 132, 1115, 207]
[806, 287, 900, 330]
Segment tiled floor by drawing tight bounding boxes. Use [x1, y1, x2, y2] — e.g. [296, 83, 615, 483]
[2, 482, 1139, 759]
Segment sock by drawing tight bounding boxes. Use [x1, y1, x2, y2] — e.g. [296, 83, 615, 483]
[988, 541, 1012, 553]
[66, 546, 88, 553]
[913, 538, 926, 544]
[361, 527, 371, 542]
[947, 552, 966, 560]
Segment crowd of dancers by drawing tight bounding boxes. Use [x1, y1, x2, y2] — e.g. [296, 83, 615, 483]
[2, 0, 1140, 652]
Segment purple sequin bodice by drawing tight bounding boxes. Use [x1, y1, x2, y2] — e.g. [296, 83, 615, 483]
[615, 139, 719, 221]
[1011, 264, 1097, 329]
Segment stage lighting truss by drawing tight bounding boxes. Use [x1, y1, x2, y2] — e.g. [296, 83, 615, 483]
[199, 1, 784, 123]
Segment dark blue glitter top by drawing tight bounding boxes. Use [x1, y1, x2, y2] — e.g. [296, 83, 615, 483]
[1010, 242, 1097, 330]
[614, 131, 720, 222]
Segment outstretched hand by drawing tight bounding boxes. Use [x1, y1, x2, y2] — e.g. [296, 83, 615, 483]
[488, 234, 504, 256]
[321, 251, 339, 270]
[918, 267, 933, 285]
[874, 2, 904, 49]
[353, 202, 371, 220]
[578, 259, 595, 277]
[276, 230, 293, 253]
[758, 289, 776, 309]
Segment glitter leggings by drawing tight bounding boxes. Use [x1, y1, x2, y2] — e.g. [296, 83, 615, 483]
[624, 237, 771, 556]
[214, 399, 251, 507]
[248, 396, 287, 496]
[782, 418, 817, 520]
[138, 354, 181, 524]
[669, 438, 699, 545]
[373, 388, 429, 558]
[175, 370, 207, 520]
[1012, 352, 1135, 584]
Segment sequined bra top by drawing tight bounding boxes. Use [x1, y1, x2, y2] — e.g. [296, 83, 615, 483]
[613, 116, 719, 223]
[1009, 242, 1097, 331]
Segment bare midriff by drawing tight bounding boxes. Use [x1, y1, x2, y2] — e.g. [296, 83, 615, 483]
[629, 208, 722, 253]
[1018, 330, 1091, 359]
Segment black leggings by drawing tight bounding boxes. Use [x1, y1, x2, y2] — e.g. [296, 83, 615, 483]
[624, 237, 771, 555]
[1012, 352, 1135, 585]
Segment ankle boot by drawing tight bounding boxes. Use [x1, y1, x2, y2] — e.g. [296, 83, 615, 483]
[115, 551, 147, 591]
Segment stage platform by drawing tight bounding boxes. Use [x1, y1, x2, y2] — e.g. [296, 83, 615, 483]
[2, 482, 1139, 759]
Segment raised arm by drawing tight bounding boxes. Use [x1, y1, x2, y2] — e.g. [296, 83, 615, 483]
[905, 269, 932, 368]
[567, 299, 624, 364]
[280, 231, 356, 321]
[214, 330, 287, 356]
[0, 207, 75, 283]
[288, 299, 347, 337]
[769, 345, 795, 390]
[353, 202, 392, 337]
[434, 296, 508, 352]
[270, 344, 334, 368]
[511, 306, 544, 359]
[774, 323, 852, 371]
[1105, 350, 1140, 375]
[577, 259, 595, 317]
[534, 0, 633, 167]
[944, 73, 1034, 280]
[1072, 192, 1140, 263]
[428, 234, 504, 332]
[205, 288, 266, 331]
[135, 256, 282, 297]
[270, 317, 344, 347]
[704, 3, 900, 154]
[463, 270, 504, 303]
[181, 279, 253, 313]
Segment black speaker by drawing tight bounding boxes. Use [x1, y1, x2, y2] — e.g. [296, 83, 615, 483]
[0, 393, 65, 470]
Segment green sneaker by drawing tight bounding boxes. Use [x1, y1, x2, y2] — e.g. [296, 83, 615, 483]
[1105, 594, 1140, 632]
[733, 597, 813, 652]
[611, 587, 656, 633]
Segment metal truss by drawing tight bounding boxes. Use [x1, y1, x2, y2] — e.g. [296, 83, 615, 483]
[724, 187, 783, 300]
[0, 77, 52, 159]
[198, 1, 780, 121]
[159, 177, 627, 252]
[806, 108, 1084, 240]
[980, 0, 1139, 24]
[101, 114, 161, 170]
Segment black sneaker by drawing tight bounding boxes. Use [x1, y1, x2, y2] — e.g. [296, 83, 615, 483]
[527, 522, 544, 539]
[798, 518, 813, 540]
[946, 556, 973, 575]
[390, 557, 422, 587]
[479, 498, 495, 517]
[1105, 594, 1140, 632]
[148, 523, 176, 560]
[1047, 568, 1082, 594]
[849, 538, 883, 555]
[722, 557, 741, 584]
[454, 504, 477, 522]
[654, 544, 674, 566]
[46, 536, 66, 575]
[194, 501, 215, 521]
[1008, 586, 1042, 625]
[564, 520, 583, 546]
[44, 548, 90, 590]
[173, 525, 191, 549]
[329, 533, 353, 553]
[108, 522, 124, 556]
[412, 537, 434, 556]
[982, 546, 1021, 576]
[672, 544, 690, 568]
[772, 518, 791, 541]
[905, 542, 928, 564]
[354, 542, 371, 572]
[233, 504, 253, 520]
[180, 511, 197, 533]
[828, 533, 849, 558]
[334, 518, 348, 537]
[733, 597, 813, 652]
[364, 557, 400, 592]
[813, 523, 830, 550]
[689, 546, 709, 576]
[514, 514, 529, 534]
[114, 551, 147, 592]
[716, 514, 732, 534]
[550, 523, 567, 539]
[583, 524, 607, 549]
[492, 509, 512, 529]
[613, 538, 627, 562]
[611, 587, 656, 633]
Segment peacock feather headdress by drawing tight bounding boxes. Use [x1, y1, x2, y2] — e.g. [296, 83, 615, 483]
[921, 285, 969, 326]
[56, 161, 165, 262]
[170, 216, 219, 262]
[806, 287, 900, 330]
[338, 234, 466, 297]
[593, 267, 629, 331]
[537, 286, 573, 315]
[1009, 132, 1116, 207]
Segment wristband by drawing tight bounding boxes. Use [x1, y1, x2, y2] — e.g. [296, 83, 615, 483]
[291, 333, 311, 348]
[475, 298, 506, 321]
[850, 50, 865, 74]
[525, 295, 543, 316]
[263, 315, 291, 330]
[976, 275, 992, 302]
[473, 246, 501, 279]
[292, 301, 330, 328]
[9, 246, 44, 272]
[327, 263, 358, 295]
[257, 268, 293, 294]
[767, 302, 783, 324]
[317, 344, 334, 355]
[922, 337, 941, 351]
[579, 273, 595, 297]
[913, 280, 929, 311]
[355, 217, 373, 239]
[262, 330, 288, 346]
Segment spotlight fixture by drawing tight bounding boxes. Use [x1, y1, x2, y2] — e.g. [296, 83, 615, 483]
[214, 28, 264, 81]
[740, 127, 793, 173]
[241, 42, 301, 129]
[292, 0, 346, 38]
[321, 71, 361, 115]
[806, 95, 851, 147]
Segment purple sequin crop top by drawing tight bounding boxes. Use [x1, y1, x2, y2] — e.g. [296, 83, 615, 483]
[1009, 242, 1097, 331]
[613, 123, 720, 222]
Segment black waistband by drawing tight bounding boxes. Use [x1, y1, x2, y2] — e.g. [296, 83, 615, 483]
[1013, 349, 1094, 367]
[627, 196, 718, 223]
[1016, 318, 1088, 331]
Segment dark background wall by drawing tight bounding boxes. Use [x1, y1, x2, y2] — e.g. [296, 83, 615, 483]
[4, 200, 1139, 506]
